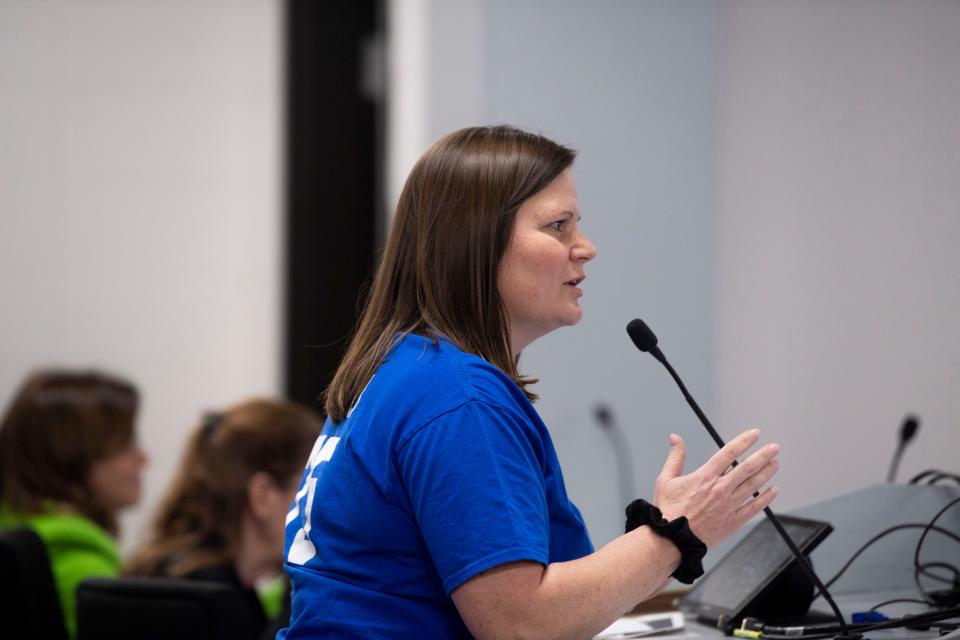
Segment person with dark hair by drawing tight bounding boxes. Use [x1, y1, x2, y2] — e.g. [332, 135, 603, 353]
[125, 398, 323, 640]
[0, 369, 146, 638]
[281, 125, 781, 638]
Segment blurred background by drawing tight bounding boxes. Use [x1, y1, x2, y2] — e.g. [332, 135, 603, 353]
[2, 0, 958, 552]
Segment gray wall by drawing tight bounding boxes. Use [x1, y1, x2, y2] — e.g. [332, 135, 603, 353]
[0, 0, 283, 549]
[715, 0, 960, 509]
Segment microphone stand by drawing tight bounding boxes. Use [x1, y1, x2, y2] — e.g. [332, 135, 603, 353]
[628, 320, 862, 640]
[594, 404, 636, 519]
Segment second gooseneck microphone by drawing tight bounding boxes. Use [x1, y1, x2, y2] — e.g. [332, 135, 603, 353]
[626, 318, 860, 640]
[594, 404, 637, 519]
[887, 415, 920, 483]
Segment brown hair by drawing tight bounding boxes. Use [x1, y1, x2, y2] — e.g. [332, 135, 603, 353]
[324, 125, 576, 422]
[125, 398, 322, 578]
[0, 369, 139, 534]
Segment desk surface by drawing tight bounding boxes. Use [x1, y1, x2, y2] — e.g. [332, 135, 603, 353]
[624, 589, 952, 640]
[637, 590, 951, 640]
[670, 621, 942, 640]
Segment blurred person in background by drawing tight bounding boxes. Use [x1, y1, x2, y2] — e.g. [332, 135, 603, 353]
[0, 369, 147, 639]
[125, 398, 322, 640]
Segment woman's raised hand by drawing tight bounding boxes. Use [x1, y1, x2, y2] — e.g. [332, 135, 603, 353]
[652, 429, 780, 549]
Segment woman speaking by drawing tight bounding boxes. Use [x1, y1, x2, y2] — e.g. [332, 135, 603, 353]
[281, 125, 780, 639]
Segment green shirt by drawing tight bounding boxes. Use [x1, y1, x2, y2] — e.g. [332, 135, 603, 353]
[257, 573, 285, 619]
[0, 509, 120, 639]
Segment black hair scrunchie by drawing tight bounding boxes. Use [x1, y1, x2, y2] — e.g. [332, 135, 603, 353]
[625, 499, 707, 584]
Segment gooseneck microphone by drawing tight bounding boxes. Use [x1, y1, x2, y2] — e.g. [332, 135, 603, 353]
[626, 319, 727, 451]
[626, 318, 861, 640]
[887, 415, 920, 483]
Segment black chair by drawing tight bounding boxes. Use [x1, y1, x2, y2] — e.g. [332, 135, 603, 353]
[0, 526, 69, 640]
[76, 576, 249, 640]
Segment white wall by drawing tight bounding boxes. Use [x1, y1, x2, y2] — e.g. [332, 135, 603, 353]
[715, 0, 960, 507]
[0, 0, 283, 549]
[394, 0, 960, 549]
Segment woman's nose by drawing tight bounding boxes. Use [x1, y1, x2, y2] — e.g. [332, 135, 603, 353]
[573, 231, 597, 262]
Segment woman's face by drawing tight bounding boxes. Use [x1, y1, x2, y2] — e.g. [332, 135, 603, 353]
[88, 441, 147, 512]
[246, 471, 301, 564]
[268, 475, 301, 553]
[498, 169, 596, 354]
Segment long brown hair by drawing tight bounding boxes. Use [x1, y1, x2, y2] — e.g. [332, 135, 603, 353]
[324, 125, 576, 423]
[125, 398, 322, 578]
[0, 369, 139, 534]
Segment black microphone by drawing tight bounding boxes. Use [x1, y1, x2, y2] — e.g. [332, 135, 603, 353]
[626, 318, 861, 640]
[887, 414, 920, 483]
[593, 403, 636, 518]
[626, 319, 726, 451]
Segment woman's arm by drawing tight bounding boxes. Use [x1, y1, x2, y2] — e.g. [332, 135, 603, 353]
[452, 526, 679, 640]
[451, 429, 780, 640]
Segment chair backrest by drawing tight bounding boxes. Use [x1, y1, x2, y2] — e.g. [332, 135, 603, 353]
[76, 576, 249, 640]
[0, 526, 70, 640]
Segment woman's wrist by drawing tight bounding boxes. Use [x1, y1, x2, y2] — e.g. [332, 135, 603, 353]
[624, 499, 707, 584]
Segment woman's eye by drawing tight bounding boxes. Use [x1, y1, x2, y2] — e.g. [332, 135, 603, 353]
[549, 221, 565, 231]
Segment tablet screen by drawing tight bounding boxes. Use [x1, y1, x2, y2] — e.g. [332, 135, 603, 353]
[677, 514, 832, 625]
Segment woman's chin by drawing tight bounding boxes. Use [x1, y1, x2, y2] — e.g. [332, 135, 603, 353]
[564, 306, 584, 326]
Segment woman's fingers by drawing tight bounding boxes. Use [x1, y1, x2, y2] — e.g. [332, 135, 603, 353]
[660, 428, 782, 549]
[702, 429, 760, 477]
[735, 486, 779, 524]
[724, 442, 780, 489]
[733, 457, 780, 504]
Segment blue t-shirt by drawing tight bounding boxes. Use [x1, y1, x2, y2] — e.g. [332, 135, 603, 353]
[280, 334, 593, 638]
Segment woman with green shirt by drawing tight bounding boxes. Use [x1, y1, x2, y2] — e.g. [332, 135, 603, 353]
[0, 369, 147, 638]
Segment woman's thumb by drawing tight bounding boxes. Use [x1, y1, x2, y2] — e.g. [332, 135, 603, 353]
[658, 433, 686, 480]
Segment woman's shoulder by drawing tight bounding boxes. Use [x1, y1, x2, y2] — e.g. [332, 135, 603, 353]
[16, 510, 119, 562]
[388, 334, 519, 399]
[343, 334, 534, 445]
[1, 508, 121, 601]
[2, 507, 112, 543]
[371, 335, 530, 414]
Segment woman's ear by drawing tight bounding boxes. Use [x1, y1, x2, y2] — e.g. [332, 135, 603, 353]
[246, 471, 280, 520]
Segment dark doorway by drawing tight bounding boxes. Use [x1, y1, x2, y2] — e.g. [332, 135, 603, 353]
[284, 0, 383, 412]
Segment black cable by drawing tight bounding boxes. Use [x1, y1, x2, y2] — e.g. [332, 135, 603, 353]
[796, 502, 960, 637]
[914, 496, 960, 601]
[858, 605, 960, 633]
[914, 563, 960, 607]
[911, 470, 939, 485]
[867, 597, 930, 614]
[761, 603, 960, 640]
[816, 523, 960, 592]
[910, 470, 960, 485]
[916, 561, 960, 586]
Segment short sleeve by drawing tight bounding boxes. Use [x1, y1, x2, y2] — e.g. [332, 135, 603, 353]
[396, 400, 549, 594]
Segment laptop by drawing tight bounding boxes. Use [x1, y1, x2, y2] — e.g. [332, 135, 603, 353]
[677, 514, 834, 634]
